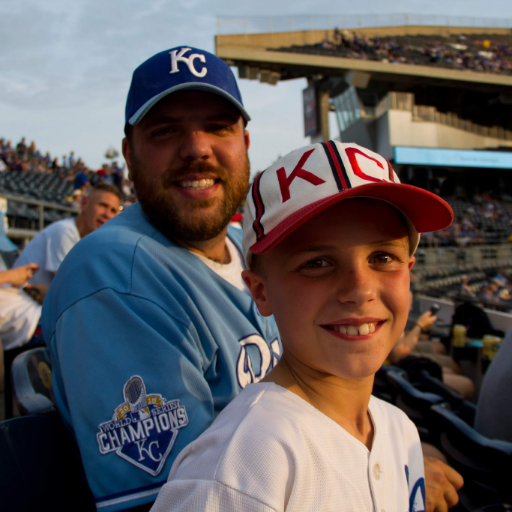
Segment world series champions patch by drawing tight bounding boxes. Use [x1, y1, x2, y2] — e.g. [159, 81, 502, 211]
[96, 376, 188, 476]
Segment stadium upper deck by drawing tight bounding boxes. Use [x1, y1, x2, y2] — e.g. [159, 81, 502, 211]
[216, 16, 512, 194]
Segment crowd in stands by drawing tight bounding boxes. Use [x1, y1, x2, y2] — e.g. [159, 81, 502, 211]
[420, 194, 512, 248]
[280, 32, 512, 76]
[415, 260, 512, 312]
[0, 137, 136, 208]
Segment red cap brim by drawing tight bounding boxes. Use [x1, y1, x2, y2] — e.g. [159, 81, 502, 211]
[249, 183, 453, 255]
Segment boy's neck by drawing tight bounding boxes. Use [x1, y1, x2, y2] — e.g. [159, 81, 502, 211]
[262, 356, 375, 451]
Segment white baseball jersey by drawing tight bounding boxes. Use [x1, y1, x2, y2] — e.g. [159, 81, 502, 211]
[152, 382, 425, 512]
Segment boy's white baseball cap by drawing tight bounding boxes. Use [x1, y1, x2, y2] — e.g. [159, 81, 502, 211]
[242, 141, 453, 267]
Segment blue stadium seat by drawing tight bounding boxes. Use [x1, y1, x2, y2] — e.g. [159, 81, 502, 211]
[11, 347, 56, 416]
[430, 403, 512, 510]
[419, 370, 477, 426]
[385, 370, 444, 441]
[0, 412, 95, 511]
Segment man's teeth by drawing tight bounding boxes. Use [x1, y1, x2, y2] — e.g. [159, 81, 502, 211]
[331, 323, 376, 335]
[180, 179, 215, 190]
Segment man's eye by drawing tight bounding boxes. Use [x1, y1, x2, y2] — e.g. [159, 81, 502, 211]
[153, 127, 176, 136]
[209, 124, 230, 133]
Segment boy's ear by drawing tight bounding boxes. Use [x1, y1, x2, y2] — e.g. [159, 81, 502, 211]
[408, 255, 416, 271]
[242, 270, 273, 317]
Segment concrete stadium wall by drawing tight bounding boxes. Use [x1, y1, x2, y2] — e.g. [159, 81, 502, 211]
[386, 110, 512, 151]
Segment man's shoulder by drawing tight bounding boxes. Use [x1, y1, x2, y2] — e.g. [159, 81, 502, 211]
[49, 204, 168, 287]
[43, 203, 238, 320]
[44, 217, 78, 237]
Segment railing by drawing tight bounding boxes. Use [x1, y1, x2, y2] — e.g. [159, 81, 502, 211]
[369, 91, 512, 142]
[414, 244, 512, 267]
[217, 14, 512, 35]
[1, 194, 78, 235]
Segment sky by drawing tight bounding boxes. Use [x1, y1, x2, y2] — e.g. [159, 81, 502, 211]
[2, 0, 512, 176]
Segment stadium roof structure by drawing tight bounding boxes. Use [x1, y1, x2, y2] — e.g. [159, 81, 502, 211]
[216, 19, 512, 151]
[216, 24, 512, 92]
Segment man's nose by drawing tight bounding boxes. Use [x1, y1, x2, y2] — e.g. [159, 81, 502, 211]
[336, 265, 376, 306]
[178, 130, 213, 161]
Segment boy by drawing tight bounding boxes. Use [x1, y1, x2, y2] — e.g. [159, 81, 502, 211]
[151, 141, 453, 511]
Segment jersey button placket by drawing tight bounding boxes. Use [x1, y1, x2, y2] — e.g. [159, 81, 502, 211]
[373, 463, 381, 480]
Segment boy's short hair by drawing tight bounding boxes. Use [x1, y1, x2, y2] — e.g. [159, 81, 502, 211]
[242, 141, 453, 269]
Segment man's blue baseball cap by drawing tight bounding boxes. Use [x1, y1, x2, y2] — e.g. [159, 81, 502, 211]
[125, 46, 251, 125]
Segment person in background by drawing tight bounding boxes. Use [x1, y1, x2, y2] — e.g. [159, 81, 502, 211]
[15, 137, 27, 160]
[13, 183, 121, 287]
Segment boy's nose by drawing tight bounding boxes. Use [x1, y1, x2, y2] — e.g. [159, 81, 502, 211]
[335, 267, 376, 306]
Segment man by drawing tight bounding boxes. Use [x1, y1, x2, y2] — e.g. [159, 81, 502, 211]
[42, 47, 462, 512]
[14, 183, 121, 286]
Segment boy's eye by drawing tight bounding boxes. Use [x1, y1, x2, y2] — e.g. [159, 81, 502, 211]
[302, 258, 332, 269]
[369, 253, 398, 265]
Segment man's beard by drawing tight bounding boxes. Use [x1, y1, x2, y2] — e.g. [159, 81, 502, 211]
[131, 154, 250, 243]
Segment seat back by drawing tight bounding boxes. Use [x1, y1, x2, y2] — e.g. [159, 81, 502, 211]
[0, 412, 95, 511]
[11, 347, 55, 416]
[386, 370, 444, 440]
[430, 403, 512, 509]
[419, 370, 465, 412]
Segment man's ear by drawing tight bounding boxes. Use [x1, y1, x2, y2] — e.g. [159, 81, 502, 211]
[408, 255, 416, 271]
[80, 194, 89, 212]
[244, 129, 250, 151]
[242, 269, 272, 317]
[122, 137, 132, 181]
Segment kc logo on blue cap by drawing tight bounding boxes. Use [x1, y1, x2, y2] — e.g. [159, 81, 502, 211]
[170, 48, 207, 78]
[125, 46, 251, 126]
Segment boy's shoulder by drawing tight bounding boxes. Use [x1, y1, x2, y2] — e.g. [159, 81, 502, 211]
[368, 394, 418, 438]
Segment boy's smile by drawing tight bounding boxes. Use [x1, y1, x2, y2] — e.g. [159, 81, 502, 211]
[245, 198, 415, 382]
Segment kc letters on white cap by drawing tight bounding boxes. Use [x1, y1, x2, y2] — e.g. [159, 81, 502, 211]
[242, 141, 453, 267]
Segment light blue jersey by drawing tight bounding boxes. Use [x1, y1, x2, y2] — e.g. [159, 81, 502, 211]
[42, 203, 280, 511]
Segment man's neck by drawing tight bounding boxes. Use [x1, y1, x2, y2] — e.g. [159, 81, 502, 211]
[176, 227, 231, 264]
[73, 214, 88, 239]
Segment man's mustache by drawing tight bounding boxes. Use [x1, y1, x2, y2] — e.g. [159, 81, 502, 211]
[161, 162, 229, 189]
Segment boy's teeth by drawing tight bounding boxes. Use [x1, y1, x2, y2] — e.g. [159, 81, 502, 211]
[180, 179, 215, 190]
[332, 322, 375, 336]
[358, 323, 370, 336]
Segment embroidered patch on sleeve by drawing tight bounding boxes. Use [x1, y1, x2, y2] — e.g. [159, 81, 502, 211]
[96, 375, 188, 476]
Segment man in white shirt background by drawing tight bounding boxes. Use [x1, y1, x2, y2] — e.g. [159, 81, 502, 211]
[13, 183, 122, 286]
[1, 183, 121, 418]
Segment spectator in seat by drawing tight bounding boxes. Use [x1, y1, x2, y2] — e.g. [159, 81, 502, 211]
[12, 183, 122, 287]
[15, 137, 27, 160]
[388, 299, 475, 399]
